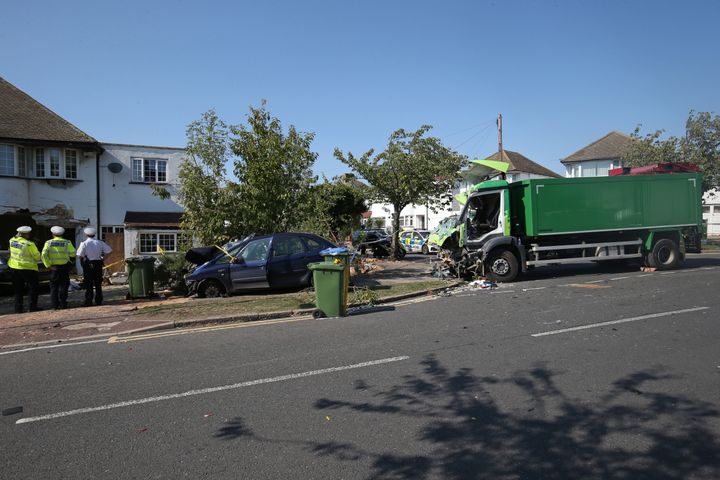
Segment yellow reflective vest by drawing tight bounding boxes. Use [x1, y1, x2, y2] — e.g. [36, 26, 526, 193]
[42, 236, 76, 268]
[8, 236, 42, 271]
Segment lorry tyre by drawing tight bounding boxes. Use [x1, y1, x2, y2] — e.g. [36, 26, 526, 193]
[485, 248, 519, 282]
[651, 238, 680, 270]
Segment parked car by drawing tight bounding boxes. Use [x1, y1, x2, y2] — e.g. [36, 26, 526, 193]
[0, 250, 51, 292]
[399, 229, 438, 255]
[351, 228, 406, 258]
[184, 233, 335, 297]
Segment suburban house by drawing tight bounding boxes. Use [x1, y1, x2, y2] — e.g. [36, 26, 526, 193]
[367, 149, 562, 231]
[560, 130, 719, 237]
[561, 131, 632, 178]
[0, 76, 187, 268]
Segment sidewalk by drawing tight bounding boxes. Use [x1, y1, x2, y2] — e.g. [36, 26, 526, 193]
[0, 255, 449, 348]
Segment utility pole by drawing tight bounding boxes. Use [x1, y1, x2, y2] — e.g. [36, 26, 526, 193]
[497, 113, 503, 158]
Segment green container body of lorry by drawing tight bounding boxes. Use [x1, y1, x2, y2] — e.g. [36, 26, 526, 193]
[436, 172, 703, 282]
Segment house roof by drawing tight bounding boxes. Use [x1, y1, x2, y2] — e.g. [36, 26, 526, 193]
[561, 131, 632, 164]
[124, 211, 183, 228]
[485, 150, 562, 178]
[0, 76, 98, 146]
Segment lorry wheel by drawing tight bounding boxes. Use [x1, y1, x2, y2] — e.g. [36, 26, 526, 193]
[651, 238, 680, 270]
[198, 280, 225, 298]
[485, 248, 519, 282]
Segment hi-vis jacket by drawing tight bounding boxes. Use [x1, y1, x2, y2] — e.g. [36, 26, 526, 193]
[8, 236, 42, 271]
[42, 236, 76, 268]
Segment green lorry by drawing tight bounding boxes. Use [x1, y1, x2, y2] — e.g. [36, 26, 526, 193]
[433, 162, 704, 282]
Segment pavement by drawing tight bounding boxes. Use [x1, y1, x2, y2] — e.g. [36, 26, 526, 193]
[0, 255, 437, 347]
[1, 253, 719, 479]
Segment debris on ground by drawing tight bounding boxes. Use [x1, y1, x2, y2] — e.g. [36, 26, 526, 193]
[468, 279, 497, 289]
[135, 427, 148, 433]
[640, 266, 658, 272]
[203, 412, 214, 418]
[2, 406, 23, 416]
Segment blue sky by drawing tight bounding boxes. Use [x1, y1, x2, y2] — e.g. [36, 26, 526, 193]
[2, 0, 719, 177]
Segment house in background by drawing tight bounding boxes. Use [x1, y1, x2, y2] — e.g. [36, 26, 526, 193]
[561, 131, 632, 177]
[0, 76, 102, 252]
[367, 149, 561, 231]
[98, 143, 185, 267]
[0, 76, 187, 269]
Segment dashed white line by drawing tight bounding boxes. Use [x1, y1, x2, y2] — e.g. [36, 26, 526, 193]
[585, 280, 606, 284]
[522, 287, 547, 292]
[610, 277, 629, 281]
[637, 274, 654, 277]
[15, 355, 410, 424]
[531, 307, 709, 337]
[659, 271, 677, 275]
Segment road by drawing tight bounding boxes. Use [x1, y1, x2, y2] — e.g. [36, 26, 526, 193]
[2, 254, 720, 479]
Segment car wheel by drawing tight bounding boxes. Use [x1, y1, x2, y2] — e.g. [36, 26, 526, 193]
[198, 279, 225, 298]
[651, 238, 680, 270]
[421, 244, 429, 255]
[485, 248, 519, 282]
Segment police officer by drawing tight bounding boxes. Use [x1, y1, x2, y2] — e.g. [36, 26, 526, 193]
[8, 226, 42, 313]
[42, 226, 76, 310]
[76, 227, 112, 307]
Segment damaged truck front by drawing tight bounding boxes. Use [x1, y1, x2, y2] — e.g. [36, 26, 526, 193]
[432, 161, 704, 282]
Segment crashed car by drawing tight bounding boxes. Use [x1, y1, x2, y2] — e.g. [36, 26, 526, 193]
[399, 229, 438, 255]
[351, 228, 406, 258]
[184, 233, 335, 297]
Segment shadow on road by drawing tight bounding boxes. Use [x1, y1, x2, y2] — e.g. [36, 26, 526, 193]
[215, 354, 720, 479]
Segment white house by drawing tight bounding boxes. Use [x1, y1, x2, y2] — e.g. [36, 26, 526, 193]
[0, 76, 188, 272]
[561, 131, 632, 178]
[367, 149, 562, 231]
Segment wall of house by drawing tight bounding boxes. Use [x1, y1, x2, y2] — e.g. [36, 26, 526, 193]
[98, 144, 185, 226]
[703, 190, 720, 237]
[564, 159, 622, 177]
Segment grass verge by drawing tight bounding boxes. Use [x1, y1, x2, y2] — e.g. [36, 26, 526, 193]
[132, 279, 452, 320]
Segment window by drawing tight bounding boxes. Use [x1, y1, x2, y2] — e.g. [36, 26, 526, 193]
[132, 157, 168, 183]
[272, 235, 306, 256]
[35, 148, 45, 177]
[65, 150, 77, 179]
[138, 232, 178, 254]
[400, 215, 414, 227]
[238, 237, 271, 262]
[703, 206, 712, 214]
[17, 147, 26, 176]
[49, 149, 61, 177]
[302, 236, 327, 251]
[0, 144, 14, 176]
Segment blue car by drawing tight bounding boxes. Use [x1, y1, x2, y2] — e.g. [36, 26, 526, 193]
[185, 233, 335, 297]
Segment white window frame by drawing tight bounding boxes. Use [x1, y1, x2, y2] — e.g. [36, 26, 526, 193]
[35, 148, 45, 177]
[32, 147, 79, 179]
[138, 232, 178, 254]
[65, 149, 78, 179]
[100, 225, 125, 240]
[0, 144, 16, 176]
[131, 157, 168, 183]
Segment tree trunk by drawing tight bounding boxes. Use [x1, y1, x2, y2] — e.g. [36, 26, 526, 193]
[392, 205, 402, 259]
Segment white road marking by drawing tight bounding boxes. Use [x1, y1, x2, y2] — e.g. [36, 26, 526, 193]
[637, 274, 654, 277]
[15, 355, 410, 424]
[585, 280, 606, 284]
[522, 287, 546, 292]
[490, 290, 516, 294]
[610, 277, 629, 281]
[531, 307, 709, 337]
[659, 271, 677, 275]
[0, 338, 108, 356]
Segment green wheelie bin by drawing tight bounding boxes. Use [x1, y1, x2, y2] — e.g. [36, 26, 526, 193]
[125, 256, 156, 299]
[309, 261, 349, 318]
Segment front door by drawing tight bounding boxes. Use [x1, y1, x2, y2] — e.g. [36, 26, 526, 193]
[103, 232, 125, 273]
[228, 237, 272, 291]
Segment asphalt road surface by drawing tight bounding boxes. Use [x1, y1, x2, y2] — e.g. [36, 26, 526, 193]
[2, 254, 720, 479]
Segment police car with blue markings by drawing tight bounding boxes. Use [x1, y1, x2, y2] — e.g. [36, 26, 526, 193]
[398, 229, 438, 255]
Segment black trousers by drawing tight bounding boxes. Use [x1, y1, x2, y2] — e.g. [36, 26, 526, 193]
[83, 260, 104, 306]
[49, 264, 71, 309]
[10, 268, 39, 313]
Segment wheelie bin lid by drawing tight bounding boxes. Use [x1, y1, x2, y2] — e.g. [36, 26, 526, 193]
[124, 255, 157, 264]
[308, 262, 345, 271]
[319, 247, 350, 256]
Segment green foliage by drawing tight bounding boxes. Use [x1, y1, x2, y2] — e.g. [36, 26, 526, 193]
[622, 111, 720, 194]
[299, 177, 368, 241]
[153, 253, 192, 294]
[231, 101, 317, 235]
[351, 286, 379, 306]
[335, 125, 467, 258]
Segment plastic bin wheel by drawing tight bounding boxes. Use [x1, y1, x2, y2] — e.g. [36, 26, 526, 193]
[313, 309, 326, 319]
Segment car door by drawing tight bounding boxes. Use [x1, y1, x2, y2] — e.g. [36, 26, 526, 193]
[228, 237, 272, 291]
[399, 232, 412, 251]
[267, 234, 308, 288]
[411, 232, 424, 252]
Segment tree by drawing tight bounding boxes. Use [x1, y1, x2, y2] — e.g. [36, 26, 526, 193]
[157, 109, 238, 245]
[300, 176, 368, 241]
[622, 111, 720, 194]
[231, 101, 317, 234]
[335, 126, 467, 258]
